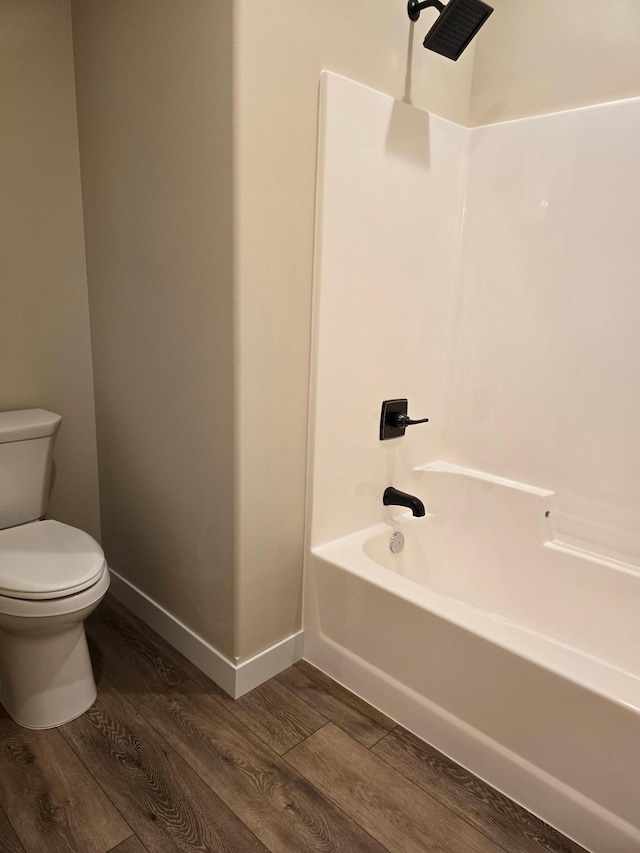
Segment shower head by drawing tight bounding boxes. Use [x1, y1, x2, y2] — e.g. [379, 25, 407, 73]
[407, 0, 493, 61]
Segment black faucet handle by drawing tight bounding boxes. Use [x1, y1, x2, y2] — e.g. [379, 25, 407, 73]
[380, 399, 429, 440]
[394, 413, 429, 428]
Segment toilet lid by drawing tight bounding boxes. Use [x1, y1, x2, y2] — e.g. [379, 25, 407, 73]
[0, 520, 106, 600]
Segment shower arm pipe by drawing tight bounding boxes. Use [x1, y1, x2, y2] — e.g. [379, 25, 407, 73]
[408, 0, 445, 21]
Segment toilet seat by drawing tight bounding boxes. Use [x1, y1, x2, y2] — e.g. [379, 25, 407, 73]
[0, 520, 106, 600]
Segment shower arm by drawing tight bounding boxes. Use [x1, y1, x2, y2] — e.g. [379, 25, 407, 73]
[407, 0, 445, 21]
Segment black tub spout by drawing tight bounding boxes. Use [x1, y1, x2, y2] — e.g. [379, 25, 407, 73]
[383, 487, 425, 517]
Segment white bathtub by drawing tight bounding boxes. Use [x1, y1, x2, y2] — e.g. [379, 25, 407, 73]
[303, 464, 640, 852]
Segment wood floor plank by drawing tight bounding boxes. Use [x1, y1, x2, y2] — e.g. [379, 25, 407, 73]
[86, 600, 189, 704]
[0, 804, 26, 853]
[275, 660, 395, 747]
[0, 707, 131, 853]
[206, 678, 327, 755]
[141, 680, 386, 853]
[103, 601, 373, 755]
[105, 603, 327, 754]
[101, 597, 210, 687]
[372, 727, 587, 853]
[60, 679, 264, 853]
[93, 600, 583, 853]
[286, 722, 504, 853]
[108, 837, 148, 853]
[101, 599, 328, 755]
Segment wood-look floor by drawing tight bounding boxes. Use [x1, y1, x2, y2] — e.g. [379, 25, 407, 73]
[0, 596, 588, 853]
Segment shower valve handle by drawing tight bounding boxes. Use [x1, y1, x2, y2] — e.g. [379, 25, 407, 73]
[380, 399, 429, 440]
[394, 413, 429, 428]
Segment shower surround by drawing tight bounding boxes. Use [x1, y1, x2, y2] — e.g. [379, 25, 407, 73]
[304, 73, 640, 851]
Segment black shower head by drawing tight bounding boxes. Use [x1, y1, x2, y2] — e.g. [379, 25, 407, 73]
[407, 0, 493, 61]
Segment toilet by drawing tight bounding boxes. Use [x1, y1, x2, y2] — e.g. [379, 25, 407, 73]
[0, 409, 109, 729]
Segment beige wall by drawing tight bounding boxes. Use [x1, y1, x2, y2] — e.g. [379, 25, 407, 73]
[233, 0, 476, 659]
[0, 0, 100, 539]
[470, 0, 640, 125]
[71, 0, 236, 657]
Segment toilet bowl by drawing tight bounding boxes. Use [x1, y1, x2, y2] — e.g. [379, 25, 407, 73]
[0, 519, 109, 728]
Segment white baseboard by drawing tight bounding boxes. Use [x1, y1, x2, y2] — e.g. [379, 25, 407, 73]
[108, 569, 304, 699]
[234, 629, 305, 697]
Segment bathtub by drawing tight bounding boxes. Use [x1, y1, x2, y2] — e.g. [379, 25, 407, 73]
[303, 463, 640, 852]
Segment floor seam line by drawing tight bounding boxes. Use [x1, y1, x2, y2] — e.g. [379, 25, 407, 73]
[369, 739, 539, 853]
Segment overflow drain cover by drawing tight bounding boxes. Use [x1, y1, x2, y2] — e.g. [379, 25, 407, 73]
[390, 532, 405, 554]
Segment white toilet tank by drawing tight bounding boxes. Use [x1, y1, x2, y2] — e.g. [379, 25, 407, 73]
[0, 409, 62, 530]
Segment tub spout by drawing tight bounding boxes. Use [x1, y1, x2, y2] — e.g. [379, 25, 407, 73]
[383, 487, 425, 517]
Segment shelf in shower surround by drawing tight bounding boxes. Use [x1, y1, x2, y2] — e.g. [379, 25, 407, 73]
[414, 461, 554, 497]
[545, 510, 640, 576]
[414, 462, 640, 575]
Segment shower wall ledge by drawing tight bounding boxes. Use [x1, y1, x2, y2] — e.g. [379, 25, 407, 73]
[415, 461, 554, 496]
